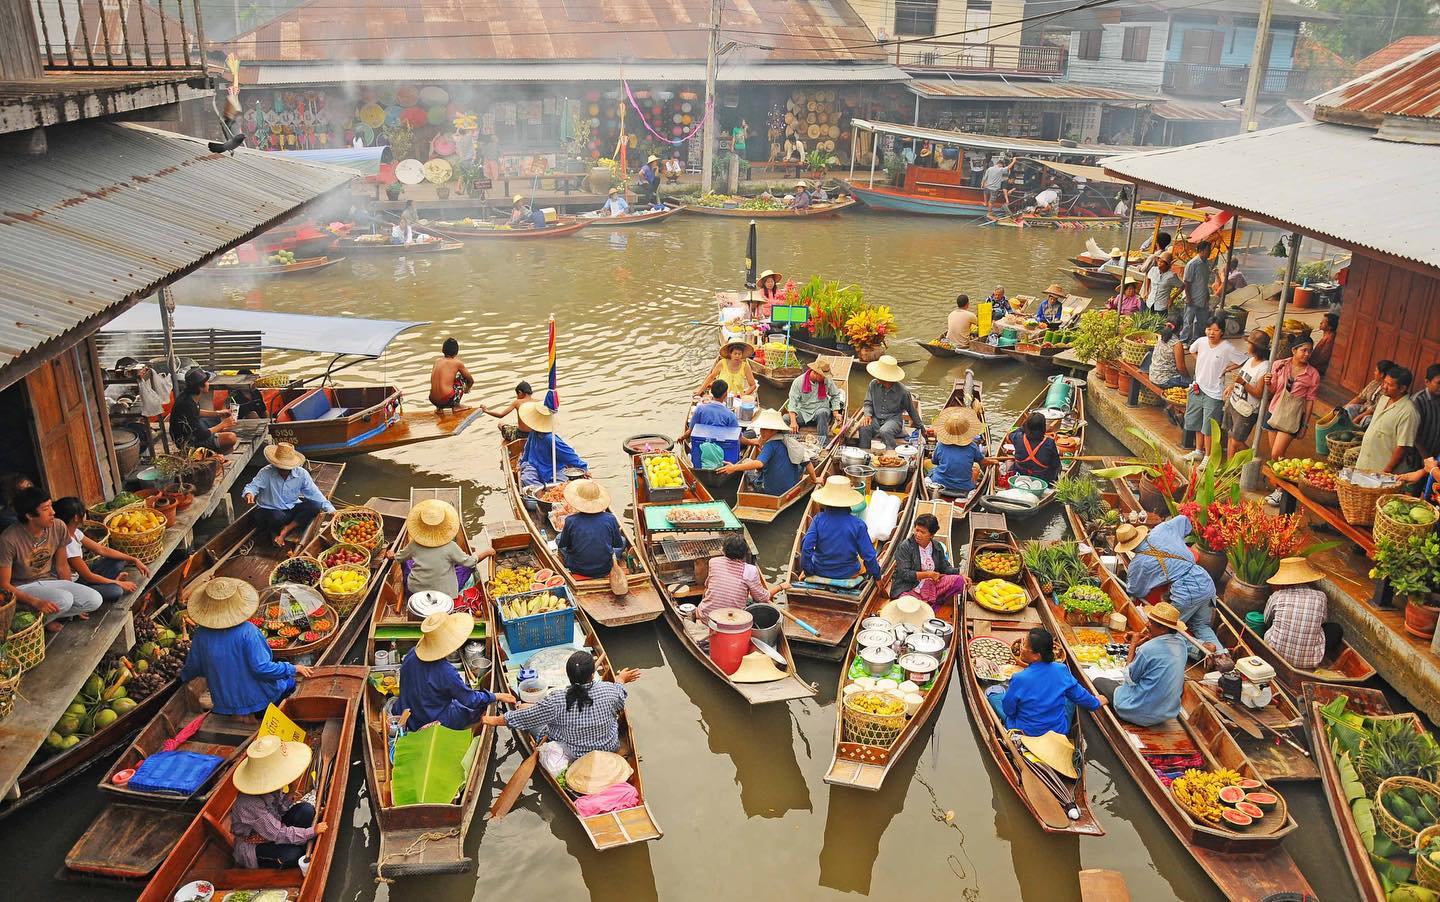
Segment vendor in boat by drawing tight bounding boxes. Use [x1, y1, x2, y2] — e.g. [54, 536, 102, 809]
[171, 369, 238, 453]
[1031, 184, 1061, 215]
[54, 496, 148, 604]
[391, 200, 417, 245]
[243, 442, 335, 547]
[697, 534, 788, 622]
[1091, 601, 1189, 727]
[429, 336, 474, 411]
[556, 479, 627, 579]
[180, 576, 313, 717]
[229, 735, 326, 869]
[859, 355, 924, 450]
[482, 381, 534, 437]
[1005, 412, 1062, 486]
[702, 340, 758, 399]
[785, 358, 842, 440]
[790, 181, 812, 210]
[717, 408, 819, 496]
[598, 187, 630, 217]
[945, 295, 977, 347]
[890, 512, 964, 604]
[1036, 284, 1067, 324]
[985, 627, 1104, 734]
[481, 650, 640, 763]
[758, 269, 784, 304]
[683, 382, 743, 472]
[1263, 557, 1341, 670]
[399, 612, 514, 730]
[927, 406, 987, 496]
[1118, 519, 1224, 655]
[986, 285, 1013, 320]
[518, 401, 588, 487]
[508, 194, 546, 229]
[1105, 276, 1144, 315]
[390, 498, 490, 598]
[799, 477, 881, 584]
[637, 154, 661, 205]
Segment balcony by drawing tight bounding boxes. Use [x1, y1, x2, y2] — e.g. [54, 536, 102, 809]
[893, 41, 1066, 77]
[1161, 62, 1313, 98]
[32, 0, 206, 72]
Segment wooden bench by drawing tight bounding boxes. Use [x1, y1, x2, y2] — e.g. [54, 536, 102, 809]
[1117, 360, 1196, 449]
[1261, 464, 1377, 558]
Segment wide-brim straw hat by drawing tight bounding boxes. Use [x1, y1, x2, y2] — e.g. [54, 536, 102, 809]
[1109, 247, 1122, 256]
[758, 269, 782, 284]
[719, 339, 756, 358]
[731, 650, 788, 683]
[233, 734, 312, 795]
[646, 154, 660, 164]
[1113, 523, 1149, 554]
[935, 407, 983, 446]
[878, 594, 935, 628]
[865, 354, 905, 383]
[813, 474, 862, 508]
[1122, 274, 1143, 287]
[752, 408, 791, 433]
[1017, 730, 1078, 779]
[415, 611, 474, 661]
[1043, 283, 1067, 298]
[406, 498, 460, 548]
[1268, 556, 1324, 586]
[807, 358, 830, 376]
[518, 400, 556, 433]
[189, 576, 260, 629]
[512, 194, 525, 204]
[264, 441, 306, 469]
[607, 187, 619, 196]
[1146, 600, 1188, 633]
[566, 750, 633, 794]
[564, 478, 611, 514]
[794, 181, 808, 190]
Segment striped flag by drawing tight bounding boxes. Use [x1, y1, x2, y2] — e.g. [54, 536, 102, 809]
[544, 314, 559, 411]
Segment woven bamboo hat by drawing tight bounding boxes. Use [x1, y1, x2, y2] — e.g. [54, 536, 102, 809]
[812, 475, 862, 508]
[563, 478, 611, 514]
[752, 408, 791, 433]
[189, 576, 260, 629]
[719, 339, 756, 358]
[731, 650, 788, 683]
[878, 594, 934, 627]
[415, 611, 473, 661]
[233, 734, 312, 795]
[264, 441, 305, 469]
[647, 154, 660, 164]
[566, 750, 633, 794]
[865, 354, 905, 382]
[512, 194, 525, 205]
[518, 400, 556, 433]
[1043, 283, 1067, 297]
[1017, 730, 1078, 779]
[935, 407, 983, 446]
[1268, 556, 1324, 586]
[607, 187, 619, 196]
[758, 269, 782, 284]
[1146, 600, 1188, 633]
[1113, 523, 1149, 554]
[406, 498, 460, 548]
[807, 358, 830, 376]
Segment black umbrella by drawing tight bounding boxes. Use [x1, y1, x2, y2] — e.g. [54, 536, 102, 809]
[745, 219, 757, 291]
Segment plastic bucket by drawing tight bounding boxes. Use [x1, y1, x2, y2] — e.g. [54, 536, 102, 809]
[708, 608, 753, 675]
[1244, 610, 1266, 635]
[1043, 374, 1073, 411]
[746, 603, 782, 648]
[1314, 407, 1350, 457]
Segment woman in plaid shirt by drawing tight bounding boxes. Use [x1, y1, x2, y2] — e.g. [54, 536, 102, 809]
[1262, 557, 1340, 670]
[483, 650, 640, 761]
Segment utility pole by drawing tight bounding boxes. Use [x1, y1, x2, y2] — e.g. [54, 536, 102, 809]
[1239, 0, 1275, 132]
[700, 0, 720, 194]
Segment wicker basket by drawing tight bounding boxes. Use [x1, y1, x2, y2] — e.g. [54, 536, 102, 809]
[1138, 388, 1163, 407]
[1327, 434, 1362, 468]
[0, 658, 20, 721]
[330, 507, 385, 552]
[1417, 824, 1440, 890]
[973, 543, 1024, 582]
[842, 692, 907, 748]
[319, 563, 370, 615]
[1336, 473, 1392, 526]
[103, 506, 166, 554]
[1373, 494, 1439, 549]
[269, 555, 322, 588]
[5, 614, 46, 672]
[1297, 478, 1341, 509]
[317, 542, 371, 571]
[1121, 331, 1155, 366]
[1375, 776, 1440, 847]
[81, 524, 111, 564]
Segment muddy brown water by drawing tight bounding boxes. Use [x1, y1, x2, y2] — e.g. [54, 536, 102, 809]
[0, 214, 1357, 900]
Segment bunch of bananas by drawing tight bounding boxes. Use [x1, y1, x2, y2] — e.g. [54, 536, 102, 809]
[500, 592, 569, 621]
[1163, 386, 1189, 405]
[846, 692, 905, 717]
[489, 566, 537, 599]
[974, 579, 1027, 613]
[1171, 768, 1243, 823]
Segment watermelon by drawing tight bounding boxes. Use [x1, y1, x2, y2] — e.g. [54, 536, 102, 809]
[1239, 778, 1264, 790]
[1235, 801, 1265, 819]
[1246, 792, 1279, 810]
[1218, 786, 1247, 805]
[1220, 809, 1253, 828]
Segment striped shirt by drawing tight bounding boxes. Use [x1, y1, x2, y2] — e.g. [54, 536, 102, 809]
[1263, 587, 1327, 670]
[698, 556, 769, 621]
[504, 681, 628, 760]
[1414, 387, 1440, 460]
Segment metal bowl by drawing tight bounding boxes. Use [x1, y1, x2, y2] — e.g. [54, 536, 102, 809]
[874, 464, 909, 487]
[861, 616, 894, 633]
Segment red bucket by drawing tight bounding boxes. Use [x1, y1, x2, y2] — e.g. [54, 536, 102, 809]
[708, 608, 753, 675]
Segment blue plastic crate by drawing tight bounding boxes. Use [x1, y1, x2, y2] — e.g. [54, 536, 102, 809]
[127, 750, 225, 796]
[498, 585, 577, 653]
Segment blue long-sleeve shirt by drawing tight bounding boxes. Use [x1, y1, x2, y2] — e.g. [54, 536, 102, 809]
[179, 623, 297, 716]
[1002, 660, 1100, 736]
[687, 401, 741, 468]
[557, 510, 627, 578]
[242, 465, 335, 514]
[1124, 514, 1215, 608]
[801, 507, 881, 580]
[520, 431, 587, 486]
[930, 441, 984, 493]
[398, 650, 496, 731]
[1112, 633, 1187, 726]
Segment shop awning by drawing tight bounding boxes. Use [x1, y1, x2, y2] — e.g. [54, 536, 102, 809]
[1147, 100, 1242, 122]
[908, 79, 1160, 103]
[267, 146, 389, 175]
[1029, 159, 1128, 184]
[252, 61, 911, 86]
[103, 305, 426, 358]
[850, 119, 1139, 158]
[0, 122, 354, 388]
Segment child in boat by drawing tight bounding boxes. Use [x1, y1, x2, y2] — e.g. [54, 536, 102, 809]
[429, 337, 474, 411]
[229, 735, 328, 869]
[391, 499, 490, 598]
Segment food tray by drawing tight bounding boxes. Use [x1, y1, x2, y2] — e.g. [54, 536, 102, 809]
[968, 636, 1012, 681]
[643, 502, 740, 533]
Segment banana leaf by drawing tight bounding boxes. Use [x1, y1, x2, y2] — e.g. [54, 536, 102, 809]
[1338, 751, 1367, 803]
[391, 725, 478, 806]
[1353, 796, 1377, 853]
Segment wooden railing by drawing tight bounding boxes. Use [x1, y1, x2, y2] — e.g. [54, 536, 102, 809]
[893, 40, 1066, 76]
[31, 0, 206, 71]
[1161, 62, 1311, 98]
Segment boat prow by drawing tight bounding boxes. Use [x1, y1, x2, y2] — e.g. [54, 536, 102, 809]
[269, 386, 487, 457]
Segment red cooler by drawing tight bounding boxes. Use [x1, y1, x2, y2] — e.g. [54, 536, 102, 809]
[708, 608, 753, 675]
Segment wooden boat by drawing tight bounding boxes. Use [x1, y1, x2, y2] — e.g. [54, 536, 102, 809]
[732, 354, 854, 524]
[967, 514, 1105, 833]
[578, 202, 684, 226]
[630, 451, 815, 704]
[429, 218, 589, 240]
[268, 385, 485, 457]
[500, 436, 664, 626]
[1068, 266, 1122, 289]
[205, 255, 346, 279]
[489, 590, 662, 849]
[1214, 602, 1375, 693]
[684, 197, 855, 218]
[922, 375, 992, 508]
[978, 376, 1085, 520]
[256, 222, 339, 259]
[987, 210, 1122, 228]
[916, 333, 1010, 362]
[362, 487, 497, 878]
[1048, 539, 1313, 899]
[845, 169, 991, 218]
[823, 499, 960, 789]
[336, 234, 463, 254]
[136, 666, 366, 902]
[781, 418, 921, 658]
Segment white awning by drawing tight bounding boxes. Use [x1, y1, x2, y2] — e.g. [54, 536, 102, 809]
[267, 147, 388, 176]
[849, 119, 1138, 158]
[253, 61, 911, 86]
[103, 304, 426, 358]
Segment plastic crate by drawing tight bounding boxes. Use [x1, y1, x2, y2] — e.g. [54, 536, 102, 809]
[498, 586, 577, 653]
[640, 453, 688, 503]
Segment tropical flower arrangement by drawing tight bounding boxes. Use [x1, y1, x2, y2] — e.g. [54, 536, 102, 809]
[844, 306, 897, 348]
[797, 276, 867, 341]
[1184, 499, 1339, 584]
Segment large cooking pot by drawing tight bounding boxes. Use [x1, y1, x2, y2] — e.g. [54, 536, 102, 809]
[837, 446, 870, 469]
[874, 464, 909, 488]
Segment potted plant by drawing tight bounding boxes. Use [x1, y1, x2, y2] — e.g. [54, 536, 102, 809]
[1072, 310, 1130, 387]
[385, 183, 404, 201]
[1176, 423, 1255, 583]
[803, 149, 836, 180]
[843, 305, 897, 362]
[1092, 430, 1188, 517]
[1373, 534, 1440, 638]
[1212, 500, 1340, 615]
[436, 184, 451, 200]
[382, 122, 414, 162]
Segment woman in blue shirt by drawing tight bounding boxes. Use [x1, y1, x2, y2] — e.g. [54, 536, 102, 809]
[399, 612, 514, 730]
[179, 576, 312, 717]
[799, 477, 881, 581]
[927, 405, 987, 496]
[986, 627, 1103, 735]
[518, 401, 587, 487]
[1092, 601, 1189, 727]
[556, 479, 628, 578]
[682, 382, 742, 470]
[1036, 284, 1067, 323]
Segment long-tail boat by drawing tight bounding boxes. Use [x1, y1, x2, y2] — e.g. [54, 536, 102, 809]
[578, 202, 684, 226]
[268, 385, 486, 457]
[979, 376, 1085, 521]
[336, 233, 463, 254]
[684, 197, 855, 218]
[922, 375, 992, 509]
[428, 218, 589, 240]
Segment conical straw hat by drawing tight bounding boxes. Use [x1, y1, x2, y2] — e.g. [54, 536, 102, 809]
[878, 594, 934, 627]
[405, 498, 459, 548]
[563, 478, 611, 514]
[518, 401, 555, 433]
[565, 750, 633, 794]
[188, 576, 260, 629]
[865, 354, 905, 382]
[812, 475, 862, 508]
[1267, 556, 1324, 586]
[1017, 730, 1078, 779]
[415, 611, 473, 661]
[731, 650, 788, 683]
[935, 407, 983, 446]
[233, 734, 313, 795]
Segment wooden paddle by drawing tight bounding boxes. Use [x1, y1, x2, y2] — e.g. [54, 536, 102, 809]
[770, 593, 821, 636]
[487, 746, 538, 821]
[1014, 750, 1072, 829]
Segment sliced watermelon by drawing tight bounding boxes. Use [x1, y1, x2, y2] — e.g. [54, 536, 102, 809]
[1220, 809, 1254, 828]
[1239, 778, 1264, 790]
[1218, 786, 1247, 805]
[1245, 792, 1279, 810]
[1235, 801, 1265, 819]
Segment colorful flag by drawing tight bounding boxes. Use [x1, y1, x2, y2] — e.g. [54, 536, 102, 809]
[544, 314, 558, 411]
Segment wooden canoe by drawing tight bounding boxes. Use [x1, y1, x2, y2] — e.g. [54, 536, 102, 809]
[780, 418, 921, 658]
[922, 375, 993, 509]
[1050, 538, 1313, 899]
[823, 499, 960, 790]
[268, 385, 486, 457]
[630, 450, 815, 704]
[489, 597, 662, 849]
[500, 436, 664, 626]
[578, 203, 684, 226]
[968, 514, 1105, 834]
[978, 376, 1085, 521]
[429, 218, 589, 240]
[1068, 267, 1122, 289]
[732, 354, 855, 524]
[136, 666, 365, 902]
[684, 197, 855, 218]
[205, 256, 347, 279]
[337, 235, 464, 254]
[1214, 601, 1376, 693]
[917, 333, 1012, 362]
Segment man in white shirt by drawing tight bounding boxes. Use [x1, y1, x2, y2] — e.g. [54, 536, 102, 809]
[1033, 186, 1060, 213]
[1184, 317, 1249, 462]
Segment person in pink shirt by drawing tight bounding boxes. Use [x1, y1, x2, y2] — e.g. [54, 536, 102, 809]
[697, 535, 788, 622]
[1264, 337, 1322, 463]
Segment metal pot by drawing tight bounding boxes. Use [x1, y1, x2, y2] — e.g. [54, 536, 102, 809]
[859, 645, 896, 675]
[874, 464, 909, 488]
[922, 618, 954, 640]
[898, 652, 941, 683]
[838, 446, 870, 468]
[856, 629, 894, 650]
[891, 623, 917, 654]
[860, 616, 893, 633]
[905, 632, 946, 657]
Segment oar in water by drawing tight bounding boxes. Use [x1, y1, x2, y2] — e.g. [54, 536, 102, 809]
[488, 744, 539, 822]
[770, 592, 820, 636]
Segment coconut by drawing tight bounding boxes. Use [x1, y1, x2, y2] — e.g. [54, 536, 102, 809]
[65, 702, 88, 719]
[102, 684, 128, 702]
[44, 731, 66, 750]
[60, 735, 81, 749]
[82, 674, 105, 698]
[109, 697, 138, 714]
[56, 713, 81, 736]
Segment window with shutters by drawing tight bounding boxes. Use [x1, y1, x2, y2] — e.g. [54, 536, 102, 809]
[1077, 29, 1102, 61]
[1121, 26, 1151, 62]
[894, 0, 938, 36]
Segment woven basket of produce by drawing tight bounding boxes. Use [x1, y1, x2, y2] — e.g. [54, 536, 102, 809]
[0, 660, 19, 721]
[269, 555, 323, 588]
[254, 373, 290, 389]
[331, 506, 384, 551]
[1296, 478, 1340, 508]
[1373, 494, 1439, 548]
[1138, 388, 1163, 407]
[318, 542, 371, 571]
[1375, 776, 1440, 847]
[1417, 824, 1440, 890]
[1336, 473, 1391, 526]
[5, 610, 45, 672]
[81, 523, 110, 564]
[104, 505, 166, 554]
[319, 563, 369, 615]
[1326, 433, 1362, 468]
[1121, 331, 1155, 366]
[842, 692, 906, 748]
[973, 544, 1022, 582]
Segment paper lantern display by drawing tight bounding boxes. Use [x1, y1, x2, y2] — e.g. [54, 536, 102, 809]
[401, 106, 428, 128]
[383, 105, 403, 127]
[395, 86, 420, 106]
[359, 103, 386, 127]
[426, 106, 446, 125]
[419, 86, 449, 106]
[422, 158, 452, 184]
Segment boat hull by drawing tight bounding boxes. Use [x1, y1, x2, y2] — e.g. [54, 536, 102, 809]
[578, 203, 684, 226]
[684, 198, 855, 218]
[846, 181, 989, 218]
[431, 219, 589, 239]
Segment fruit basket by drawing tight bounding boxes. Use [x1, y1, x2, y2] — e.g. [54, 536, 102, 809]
[5, 610, 46, 672]
[1336, 472, 1392, 526]
[1374, 494, 1439, 548]
[1376, 776, 1440, 847]
[0, 652, 20, 721]
[973, 544, 1022, 582]
[330, 506, 385, 551]
[1297, 469, 1340, 508]
[1121, 331, 1156, 366]
[319, 563, 370, 614]
[641, 453, 687, 503]
[269, 555, 322, 588]
[103, 505, 167, 559]
[842, 691, 907, 748]
[1415, 823, 1440, 891]
[319, 542, 371, 571]
[972, 578, 1028, 614]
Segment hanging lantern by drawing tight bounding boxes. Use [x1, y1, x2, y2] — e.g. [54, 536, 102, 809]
[672, 126, 683, 136]
[672, 113, 683, 124]
[589, 103, 600, 116]
[681, 102, 692, 113]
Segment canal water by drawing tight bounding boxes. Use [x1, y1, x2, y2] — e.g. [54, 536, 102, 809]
[0, 214, 1357, 900]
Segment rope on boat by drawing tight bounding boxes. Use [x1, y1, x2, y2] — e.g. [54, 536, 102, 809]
[373, 827, 463, 884]
[915, 773, 981, 901]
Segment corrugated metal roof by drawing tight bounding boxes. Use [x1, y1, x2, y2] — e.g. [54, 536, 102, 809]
[1310, 39, 1440, 123]
[0, 122, 353, 375]
[254, 61, 910, 86]
[1033, 159, 1129, 184]
[1103, 121, 1440, 271]
[1148, 99, 1242, 121]
[908, 79, 1159, 102]
[1355, 35, 1440, 73]
[851, 118, 1140, 158]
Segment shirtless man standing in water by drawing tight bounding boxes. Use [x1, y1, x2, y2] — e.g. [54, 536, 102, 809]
[429, 337, 474, 410]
